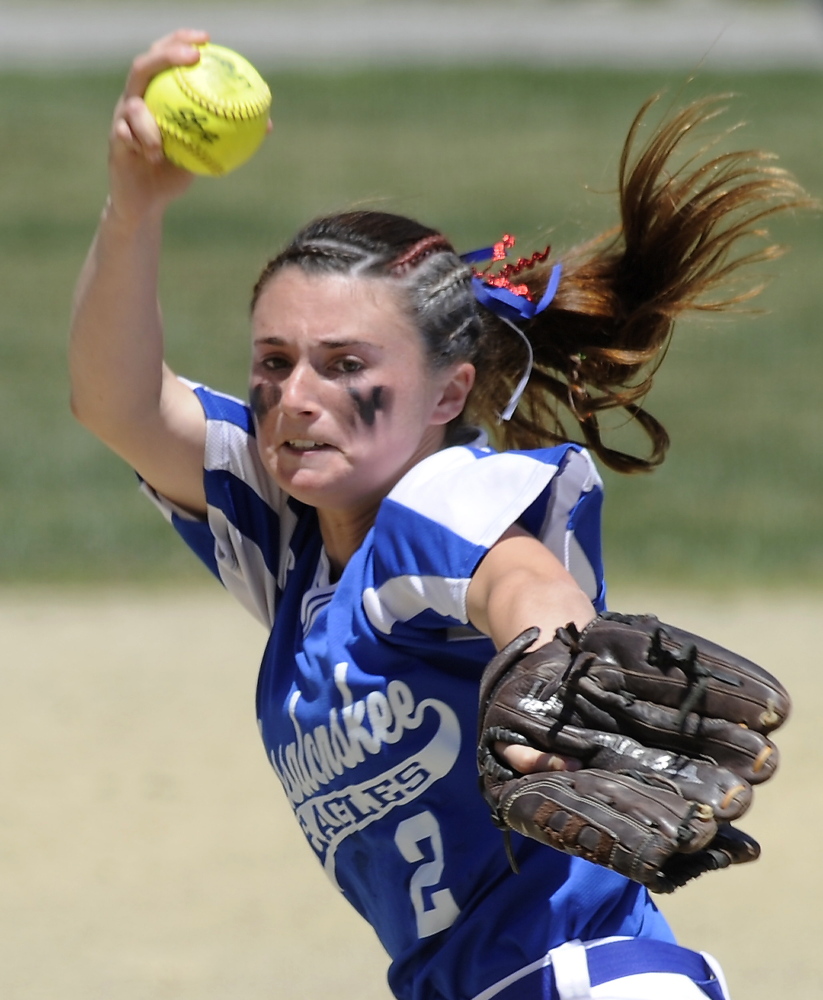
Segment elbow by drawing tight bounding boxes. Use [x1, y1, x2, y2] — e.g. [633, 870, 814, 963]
[69, 389, 84, 423]
[69, 388, 97, 431]
[69, 388, 88, 426]
[69, 386, 116, 440]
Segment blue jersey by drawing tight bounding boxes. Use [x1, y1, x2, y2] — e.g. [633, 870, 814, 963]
[142, 383, 675, 1000]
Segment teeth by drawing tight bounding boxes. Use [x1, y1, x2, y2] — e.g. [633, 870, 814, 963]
[289, 440, 323, 449]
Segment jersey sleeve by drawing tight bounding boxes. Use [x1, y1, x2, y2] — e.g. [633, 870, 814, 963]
[139, 380, 305, 629]
[363, 443, 605, 639]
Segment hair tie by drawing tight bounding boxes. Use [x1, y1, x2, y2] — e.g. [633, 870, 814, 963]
[461, 235, 562, 420]
[461, 234, 562, 323]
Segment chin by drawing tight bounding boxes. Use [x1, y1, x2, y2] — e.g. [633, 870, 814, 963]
[273, 468, 343, 507]
[282, 472, 390, 517]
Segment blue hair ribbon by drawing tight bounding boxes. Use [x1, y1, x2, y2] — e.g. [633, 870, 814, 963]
[462, 238, 562, 322]
[460, 245, 498, 264]
[461, 239, 563, 420]
[470, 264, 562, 323]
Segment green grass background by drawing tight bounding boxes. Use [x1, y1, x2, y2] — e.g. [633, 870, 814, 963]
[0, 64, 820, 587]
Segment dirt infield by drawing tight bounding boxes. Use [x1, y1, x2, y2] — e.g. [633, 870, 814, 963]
[1, 587, 819, 999]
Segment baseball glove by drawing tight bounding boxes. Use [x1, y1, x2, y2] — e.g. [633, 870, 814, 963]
[477, 612, 791, 894]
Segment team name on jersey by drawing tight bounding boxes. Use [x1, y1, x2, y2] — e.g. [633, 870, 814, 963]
[266, 663, 461, 885]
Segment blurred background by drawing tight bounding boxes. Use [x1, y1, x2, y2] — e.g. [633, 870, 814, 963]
[1, 0, 821, 587]
[0, 2, 821, 999]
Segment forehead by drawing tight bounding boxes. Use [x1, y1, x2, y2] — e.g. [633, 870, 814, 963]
[252, 268, 417, 347]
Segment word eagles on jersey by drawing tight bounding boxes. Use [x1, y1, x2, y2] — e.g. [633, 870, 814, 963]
[274, 659, 461, 891]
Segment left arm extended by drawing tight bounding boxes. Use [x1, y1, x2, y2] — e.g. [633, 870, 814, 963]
[466, 524, 595, 651]
[466, 524, 595, 774]
[469, 529, 790, 891]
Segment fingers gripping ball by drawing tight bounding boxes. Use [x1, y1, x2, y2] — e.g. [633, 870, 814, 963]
[477, 613, 791, 893]
[144, 43, 271, 176]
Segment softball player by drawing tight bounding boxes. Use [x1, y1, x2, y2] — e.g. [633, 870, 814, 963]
[68, 30, 804, 1000]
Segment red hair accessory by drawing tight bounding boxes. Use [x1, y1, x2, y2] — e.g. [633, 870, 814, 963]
[463, 235, 552, 301]
[461, 235, 560, 326]
[389, 234, 454, 274]
[491, 234, 516, 262]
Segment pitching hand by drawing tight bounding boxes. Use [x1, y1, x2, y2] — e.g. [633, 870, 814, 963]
[108, 29, 208, 223]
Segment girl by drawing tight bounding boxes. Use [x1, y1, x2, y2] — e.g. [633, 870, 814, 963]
[69, 29, 807, 1000]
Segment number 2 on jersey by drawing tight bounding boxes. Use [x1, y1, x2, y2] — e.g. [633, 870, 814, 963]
[394, 810, 460, 938]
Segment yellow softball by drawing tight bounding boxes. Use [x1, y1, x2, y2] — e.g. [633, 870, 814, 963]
[144, 43, 271, 177]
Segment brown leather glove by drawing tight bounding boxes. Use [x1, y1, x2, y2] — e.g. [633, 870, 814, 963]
[477, 612, 791, 893]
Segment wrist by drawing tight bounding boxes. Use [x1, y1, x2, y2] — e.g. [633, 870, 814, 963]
[101, 194, 166, 238]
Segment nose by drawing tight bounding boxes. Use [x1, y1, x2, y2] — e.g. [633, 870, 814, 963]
[279, 361, 322, 417]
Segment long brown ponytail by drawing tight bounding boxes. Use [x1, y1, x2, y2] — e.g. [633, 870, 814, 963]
[466, 94, 815, 472]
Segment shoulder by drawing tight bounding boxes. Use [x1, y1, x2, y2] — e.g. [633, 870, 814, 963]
[364, 440, 606, 635]
[180, 380, 274, 503]
[187, 380, 255, 431]
[383, 439, 602, 549]
[144, 381, 313, 628]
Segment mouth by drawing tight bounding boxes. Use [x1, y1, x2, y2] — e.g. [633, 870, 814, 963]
[284, 439, 333, 453]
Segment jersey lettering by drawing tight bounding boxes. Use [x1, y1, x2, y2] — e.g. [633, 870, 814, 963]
[269, 663, 462, 887]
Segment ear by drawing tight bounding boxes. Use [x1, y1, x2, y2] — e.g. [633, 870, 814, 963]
[431, 362, 476, 425]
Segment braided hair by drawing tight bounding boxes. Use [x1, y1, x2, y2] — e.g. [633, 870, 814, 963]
[251, 95, 813, 473]
[252, 213, 480, 367]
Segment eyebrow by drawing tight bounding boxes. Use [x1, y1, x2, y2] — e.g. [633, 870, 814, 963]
[253, 336, 382, 350]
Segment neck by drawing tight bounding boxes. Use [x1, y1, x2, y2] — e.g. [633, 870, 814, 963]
[316, 426, 448, 579]
[317, 504, 380, 581]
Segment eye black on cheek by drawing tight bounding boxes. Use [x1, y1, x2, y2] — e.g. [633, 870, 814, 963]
[348, 386, 389, 427]
[250, 383, 282, 421]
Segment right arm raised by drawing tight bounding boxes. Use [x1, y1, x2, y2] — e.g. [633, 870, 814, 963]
[69, 30, 212, 517]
